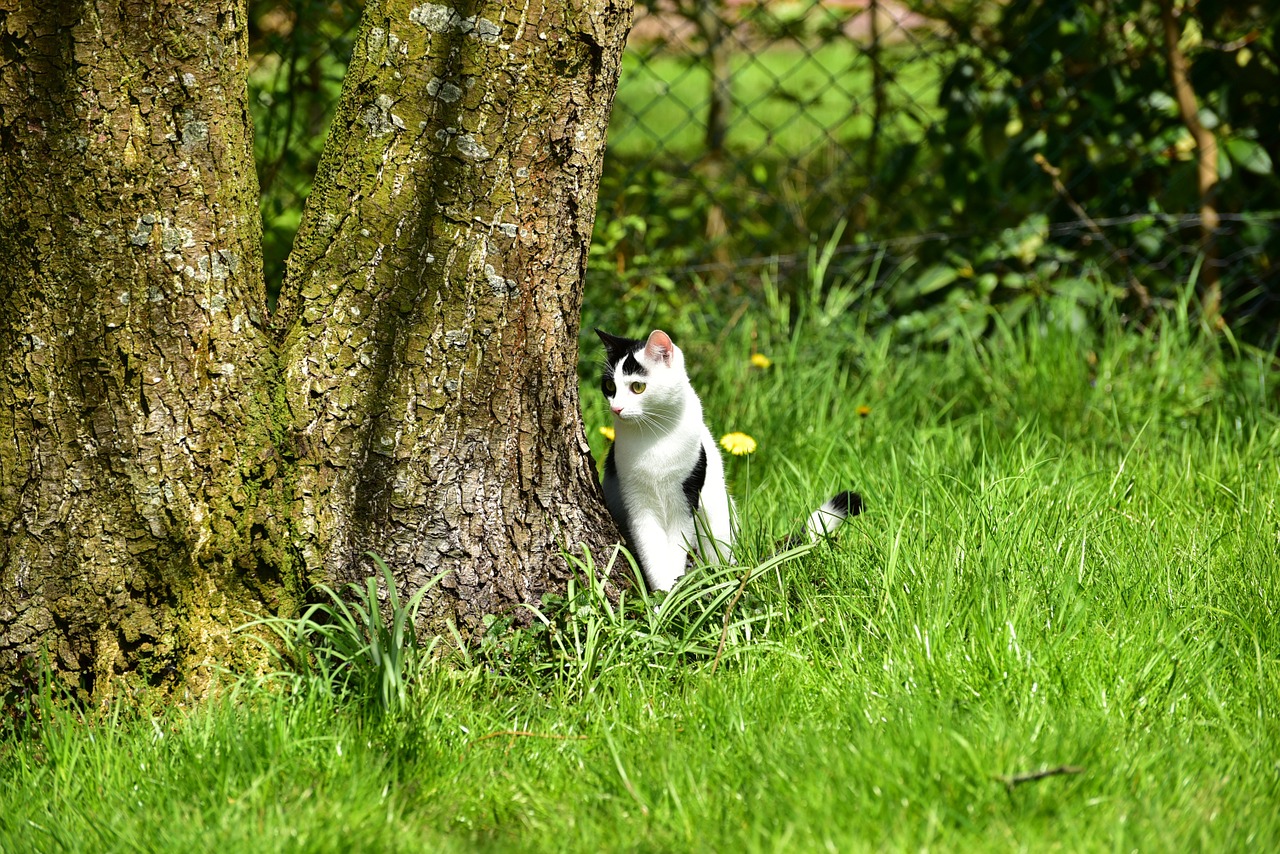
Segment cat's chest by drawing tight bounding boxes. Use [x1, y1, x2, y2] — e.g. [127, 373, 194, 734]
[616, 431, 704, 485]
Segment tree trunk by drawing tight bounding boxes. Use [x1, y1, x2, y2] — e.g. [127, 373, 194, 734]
[276, 0, 630, 632]
[2, 0, 630, 697]
[0, 0, 284, 697]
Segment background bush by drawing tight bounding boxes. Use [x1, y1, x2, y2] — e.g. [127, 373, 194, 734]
[247, 0, 1278, 341]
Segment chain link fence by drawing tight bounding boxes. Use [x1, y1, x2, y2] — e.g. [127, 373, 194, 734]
[248, 0, 1280, 335]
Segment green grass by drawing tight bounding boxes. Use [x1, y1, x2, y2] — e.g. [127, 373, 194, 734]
[4, 278, 1279, 851]
[607, 41, 942, 162]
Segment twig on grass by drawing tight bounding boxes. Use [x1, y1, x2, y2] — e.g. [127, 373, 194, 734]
[995, 764, 1084, 790]
[710, 565, 755, 676]
[1034, 153, 1150, 311]
[462, 729, 588, 761]
[472, 730, 589, 746]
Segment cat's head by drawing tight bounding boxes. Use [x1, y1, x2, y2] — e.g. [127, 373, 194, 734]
[595, 329, 689, 425]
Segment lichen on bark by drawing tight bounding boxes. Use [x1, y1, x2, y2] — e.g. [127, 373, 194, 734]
[0, 0, 633, 696]
[0, 0, 284, 697]
[278, 0, 631, 630]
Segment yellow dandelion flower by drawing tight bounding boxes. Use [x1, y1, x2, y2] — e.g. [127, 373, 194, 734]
[720, 432, 757, 456]
[750, 352, 773, 369]
[599, 425, 616, 441]
[856, 405, 871, 418]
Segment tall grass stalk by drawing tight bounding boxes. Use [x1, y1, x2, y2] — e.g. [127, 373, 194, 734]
[237, 552, 444, 714]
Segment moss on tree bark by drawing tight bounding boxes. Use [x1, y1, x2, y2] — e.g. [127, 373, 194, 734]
[1, 0, 630, 698]
[278, 0, 629, 631]
[0, 0, 286, 697]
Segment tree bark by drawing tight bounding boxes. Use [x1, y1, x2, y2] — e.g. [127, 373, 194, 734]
[0, 0, 284, 696]
[277, 0, 630, 632]
[1, 0, 630, 697]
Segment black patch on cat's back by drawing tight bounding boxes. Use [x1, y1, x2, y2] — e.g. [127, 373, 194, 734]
[681, 445, 708, 516]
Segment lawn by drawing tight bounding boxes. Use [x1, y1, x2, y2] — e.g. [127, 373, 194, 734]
[607, 40, 944, 164]
[3, 278, 1278, 851]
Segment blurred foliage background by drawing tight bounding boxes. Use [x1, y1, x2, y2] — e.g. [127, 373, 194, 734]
[248, 0, 1279, 343]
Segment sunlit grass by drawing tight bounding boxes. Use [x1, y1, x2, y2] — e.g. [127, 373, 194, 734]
[608, 41, 943, 161]
[4, 277, 1278, 851]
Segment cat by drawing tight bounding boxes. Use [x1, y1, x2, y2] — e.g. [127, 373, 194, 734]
[596, 328, 861, 592]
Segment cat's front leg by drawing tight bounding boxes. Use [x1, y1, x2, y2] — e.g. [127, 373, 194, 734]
[684, 507, 732, 569]
[626, 516, 687, 592]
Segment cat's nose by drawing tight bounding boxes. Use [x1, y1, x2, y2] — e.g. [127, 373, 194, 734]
[611, 405, 624, 415]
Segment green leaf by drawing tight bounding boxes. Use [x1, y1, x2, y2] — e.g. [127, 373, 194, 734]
[1145, 91, 1178, 115]
[906, 265, 959, 299]
[1224, 137, 1273, 175]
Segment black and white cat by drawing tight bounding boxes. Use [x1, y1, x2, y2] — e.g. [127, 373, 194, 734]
[596, 328, 861, 591]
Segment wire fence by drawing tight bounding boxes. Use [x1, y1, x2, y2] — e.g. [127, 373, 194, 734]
[248, 0, 1280, 331]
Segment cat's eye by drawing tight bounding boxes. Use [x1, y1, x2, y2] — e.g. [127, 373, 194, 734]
[630, 382, 646, 394]
[604, 379, 616, 395]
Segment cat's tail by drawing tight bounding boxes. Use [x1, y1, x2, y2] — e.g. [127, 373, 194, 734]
[802, 490, 864, 542]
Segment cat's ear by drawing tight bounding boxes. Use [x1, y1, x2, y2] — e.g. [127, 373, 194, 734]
[645, 330, 675, 366]
[596, 329, 636, 363]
